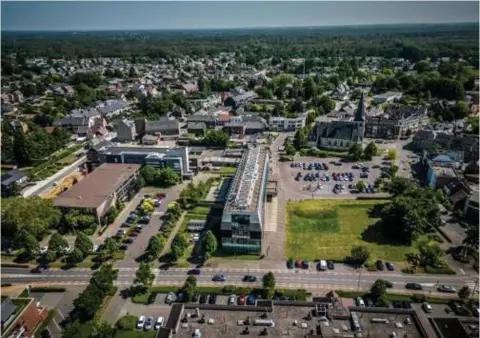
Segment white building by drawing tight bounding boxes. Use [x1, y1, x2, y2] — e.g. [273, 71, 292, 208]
[269, 115, 307, 132]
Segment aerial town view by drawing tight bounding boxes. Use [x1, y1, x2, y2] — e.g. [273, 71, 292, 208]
[0, 1, 479, 337]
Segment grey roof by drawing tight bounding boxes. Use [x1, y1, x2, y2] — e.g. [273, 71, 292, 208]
[1, 298, 18, 324]
[187, 122, 206, 129]
[97, 100, 129, 115]
[142, 134, 158, 141]
[231, 91, 258, 104]
[245, 121, 266, 130]
[1, 169, 28, 186]
[145, 117, 179, 133]
[188, 115, 217, 123]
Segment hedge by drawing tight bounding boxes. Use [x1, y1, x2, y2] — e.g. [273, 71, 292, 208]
[30, 287, 66, 292]
[336, 290, 455, 304]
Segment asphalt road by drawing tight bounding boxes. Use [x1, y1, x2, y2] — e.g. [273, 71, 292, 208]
[2, 266, 475, 297]
[22, 156, 87, 197]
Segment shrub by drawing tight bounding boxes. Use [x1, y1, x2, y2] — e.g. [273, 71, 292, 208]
[402, 266, 416, 274]
[116, 315, 138, 330]
[411, 294, 427, 303]
[30, 287, 66, 292]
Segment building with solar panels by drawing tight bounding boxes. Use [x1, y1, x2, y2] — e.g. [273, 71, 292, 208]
[220, 147, 269, 254]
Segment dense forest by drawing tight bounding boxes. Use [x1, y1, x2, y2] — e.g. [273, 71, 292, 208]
[2, 23, 479, 63]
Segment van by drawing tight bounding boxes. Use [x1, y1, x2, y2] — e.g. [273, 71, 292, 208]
[318, 260, 327, 271]
[253, 319, 275, 327]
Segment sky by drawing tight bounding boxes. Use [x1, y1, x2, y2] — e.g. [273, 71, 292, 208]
[2, 1, 479, 31]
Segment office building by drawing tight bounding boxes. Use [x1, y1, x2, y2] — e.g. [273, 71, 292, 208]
[220, 147, 269, 254]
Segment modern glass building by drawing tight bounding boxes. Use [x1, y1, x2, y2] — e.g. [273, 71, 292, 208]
[220, 147, 269, 254]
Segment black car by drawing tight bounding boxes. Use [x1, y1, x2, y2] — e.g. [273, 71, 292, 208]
[124, 237, 134, 244]
[286, 259, 294, 269]
[405, 283, 423, 290]
[327, 260, 335, 270]
[208, 294, 217, 304]
[199, 294, 208, 304]
[188, 269, 201, 275]
[119, 245, 128, 251]
[243, 275, 257, 282]
[192, 294, 199, 302]
[376, 260, 384, 271]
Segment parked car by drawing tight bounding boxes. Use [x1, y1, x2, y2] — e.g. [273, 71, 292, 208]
[365, 298, 374, 307]
[385, 262, 395, 271]
[199, 294, 208, 304]
[191, 294, 199, 302]
[139, 216, 151, 224]
[422, 302, 432, 313]
[238, 294, 246, 305]
[405, 283, 423, 290]
[243, 275, 257, 282]
[136, 316, 146, 329]
[208, 294, 217, 304]
[438, 285, 457, 293]
[116, 229, 126, 237]
[327, 260, 335, 270]
[247, 294, 256, 305]
[302, 260, 309, 269]
[212, 275, 226, 282]
[144, 317, 154, 330]
[356, 297, 365, 307]
[176, 292, 184, 302]
[124, 237, 134, 244]
[376, 260, 384, 271]
[287, 259, 294, 269]
[165, 292, 177, 304]
[228, 294, 236, 305]
[154, 317, 164, 330]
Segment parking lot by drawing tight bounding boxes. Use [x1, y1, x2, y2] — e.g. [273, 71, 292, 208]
[279, 156, 393, 200]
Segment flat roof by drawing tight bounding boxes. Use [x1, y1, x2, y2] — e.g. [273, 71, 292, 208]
[224, 147, 268, 213]
[54, 163, 140, 209]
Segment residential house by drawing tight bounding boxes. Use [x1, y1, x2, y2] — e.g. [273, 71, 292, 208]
[96, 100, 130, 118]
[187, 122, 206, 137]
[372, 91, 403, 104]
[331, 83, 350, 100]
[224, 91, 258, 108]
[187, 115, 217, 128]
[1, 169, 29, 196]
[115, 119, 137, 142]
[54, 108, 102, 135]
[1, 297, 48, 338]
[182, 81, 198, 94]
[142, 134, 161, 145]
[145, 117, 180, 138]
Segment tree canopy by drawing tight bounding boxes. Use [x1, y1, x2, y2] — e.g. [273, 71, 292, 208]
[2, 196, 62, 239]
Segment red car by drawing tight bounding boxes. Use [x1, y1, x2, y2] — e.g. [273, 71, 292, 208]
[295, 259, 303, 268]
[238, 294, 246, 305]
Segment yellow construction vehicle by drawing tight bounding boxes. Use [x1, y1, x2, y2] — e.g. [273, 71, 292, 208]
[42, 170, 86, 199]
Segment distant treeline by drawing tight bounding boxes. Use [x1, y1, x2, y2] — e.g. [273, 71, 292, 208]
[2, 23, 479, 63]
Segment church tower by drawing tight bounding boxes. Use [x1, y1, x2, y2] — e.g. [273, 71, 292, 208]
[352, 92, 366, 142]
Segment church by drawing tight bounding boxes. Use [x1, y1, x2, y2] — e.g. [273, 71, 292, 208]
[313, 93, 366, 150]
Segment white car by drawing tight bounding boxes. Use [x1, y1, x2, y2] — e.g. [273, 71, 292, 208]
[92, 245, 99, 252]
[136, 315, 146, 329]
[192, 234, 200, 242]
[422, 302, 432, 313]
[154, 317, 164, 330]
[40, 246, 48, 254]
[356, 297, 365, 307]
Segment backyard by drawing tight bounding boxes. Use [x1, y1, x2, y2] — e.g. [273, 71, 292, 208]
[286, 199, 413, 262]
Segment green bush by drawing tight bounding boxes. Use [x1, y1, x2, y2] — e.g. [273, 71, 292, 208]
[116, 315, 138, 330]
[411, 294, 427, 303]
[424, 265, 456, 275]
[132, 292, 150, 304]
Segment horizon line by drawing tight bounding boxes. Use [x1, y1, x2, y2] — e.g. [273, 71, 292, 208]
[2, 21, 479, 33]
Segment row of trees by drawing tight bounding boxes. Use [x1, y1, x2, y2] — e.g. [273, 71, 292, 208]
[4, 24, 477, 61]
[348, 142, 378, 161]
[178, 178, 216, 209]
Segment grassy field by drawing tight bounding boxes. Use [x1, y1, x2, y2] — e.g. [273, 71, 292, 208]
[286, 199, 413, 262]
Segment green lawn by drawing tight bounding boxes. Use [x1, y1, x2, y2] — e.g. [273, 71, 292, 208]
[286, 199, 413, 262]
[115, 330, 157, 338]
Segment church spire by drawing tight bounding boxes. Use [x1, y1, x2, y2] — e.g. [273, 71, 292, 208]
[355, 92, 365, 122]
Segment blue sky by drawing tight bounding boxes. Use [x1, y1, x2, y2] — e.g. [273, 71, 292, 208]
[2, 1, 479, 31]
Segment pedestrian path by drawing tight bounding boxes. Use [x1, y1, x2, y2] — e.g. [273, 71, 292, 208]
[264, 197, 278, 232]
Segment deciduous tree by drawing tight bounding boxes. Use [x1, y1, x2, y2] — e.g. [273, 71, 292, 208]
[203, 231, 218, 259]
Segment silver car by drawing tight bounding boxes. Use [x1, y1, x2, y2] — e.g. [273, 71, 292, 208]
[144, 316, 154, 330]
